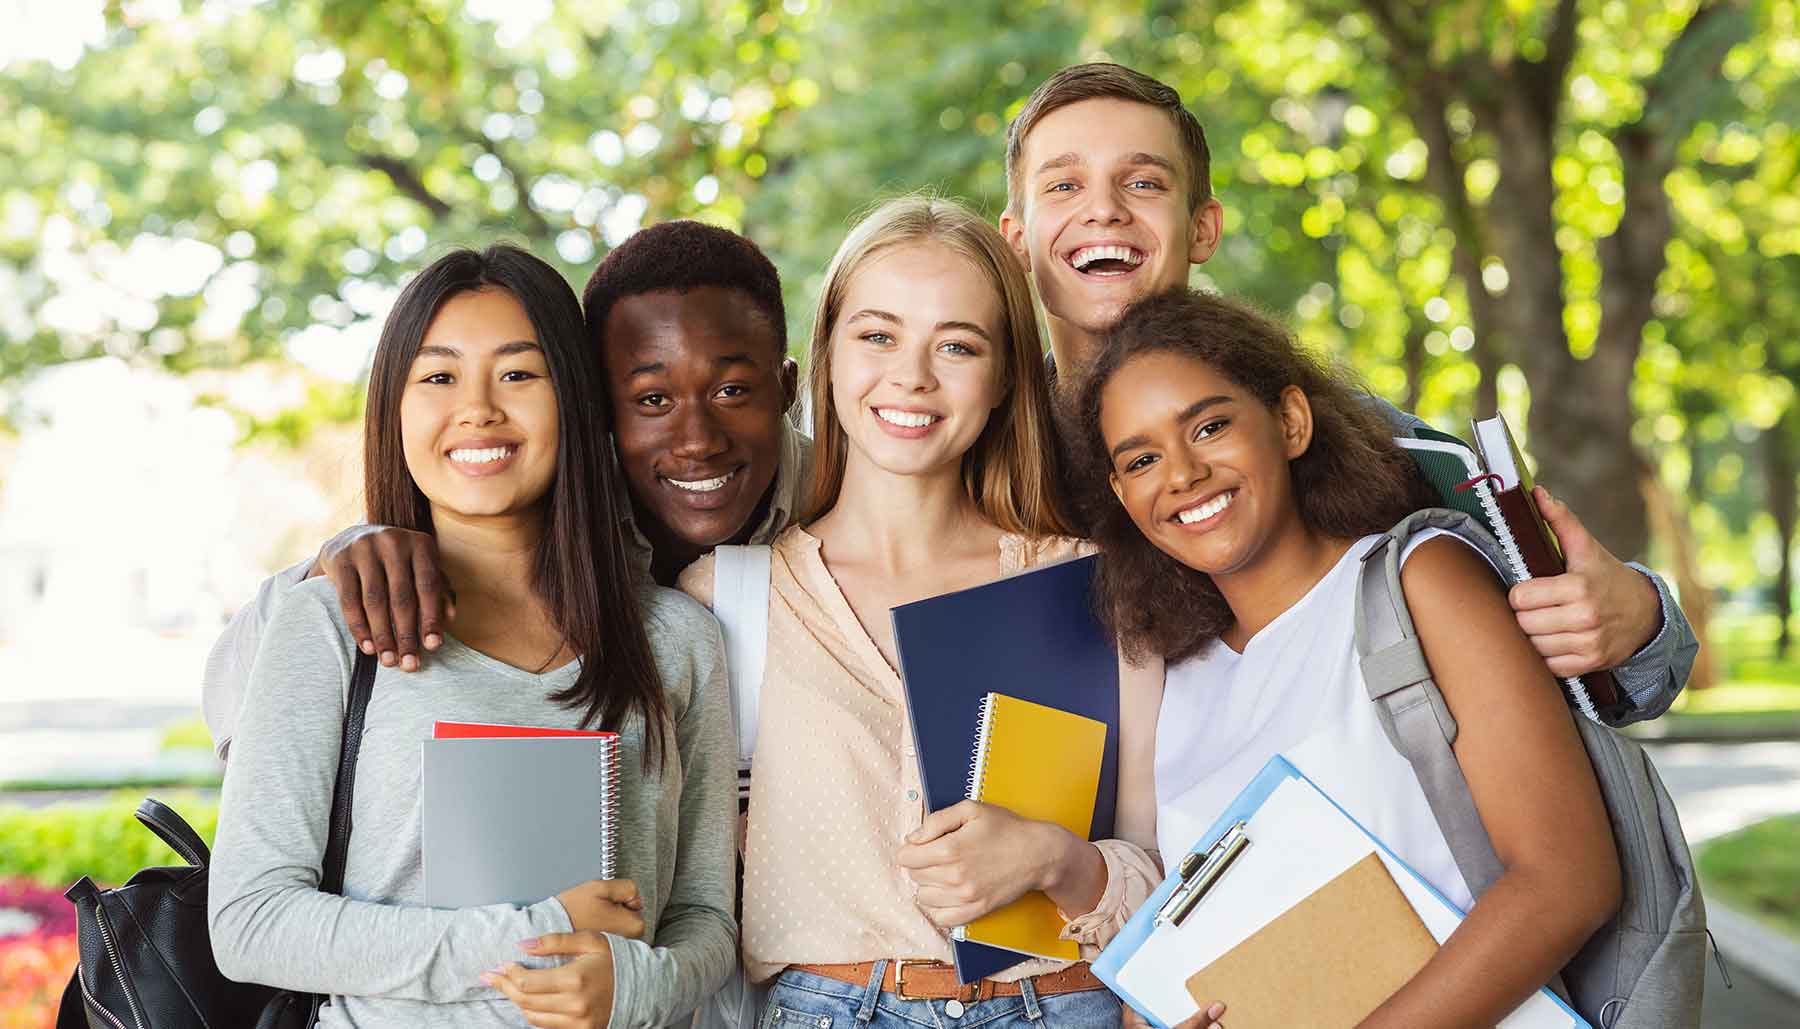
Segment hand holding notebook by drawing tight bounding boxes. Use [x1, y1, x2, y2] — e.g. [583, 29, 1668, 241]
[892, 554, 1122, 982]
[947, 693, 1108, 962]
[1395, 414, 1625, 721]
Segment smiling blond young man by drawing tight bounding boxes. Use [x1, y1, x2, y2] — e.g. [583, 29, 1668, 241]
[998, 62, 1697, 723]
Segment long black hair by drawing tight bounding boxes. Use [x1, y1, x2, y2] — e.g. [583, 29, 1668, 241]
[363, 244, 668, 765]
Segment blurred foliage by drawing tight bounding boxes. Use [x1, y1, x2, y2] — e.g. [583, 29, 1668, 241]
[1, 0, 1797, 635]
[156, 716, 217, 753]
[0, 792, 218, 888]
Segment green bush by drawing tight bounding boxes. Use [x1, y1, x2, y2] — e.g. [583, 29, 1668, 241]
[0, 792, 219, 888]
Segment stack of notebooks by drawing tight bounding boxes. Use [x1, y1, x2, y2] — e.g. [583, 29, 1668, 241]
[892, 554, 1121, 982]
[421, 721, 621, 908]
[1396, 412, 1626, 722]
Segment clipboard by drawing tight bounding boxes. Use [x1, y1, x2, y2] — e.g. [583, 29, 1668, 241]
[1094, 755, 1590, 1029]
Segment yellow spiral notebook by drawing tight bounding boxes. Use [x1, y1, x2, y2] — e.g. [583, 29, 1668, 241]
[952, 693, 1109, 961]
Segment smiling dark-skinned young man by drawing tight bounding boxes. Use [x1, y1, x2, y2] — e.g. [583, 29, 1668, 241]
[202, 222, 812, 758]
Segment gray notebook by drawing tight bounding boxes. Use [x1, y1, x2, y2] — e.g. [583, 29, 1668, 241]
[421, 736, 620, 908]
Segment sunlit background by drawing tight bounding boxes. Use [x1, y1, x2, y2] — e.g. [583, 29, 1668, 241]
[1, 0, 1797, 1023]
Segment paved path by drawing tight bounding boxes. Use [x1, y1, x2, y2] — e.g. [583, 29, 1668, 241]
[1645, 741, 1800, 1025]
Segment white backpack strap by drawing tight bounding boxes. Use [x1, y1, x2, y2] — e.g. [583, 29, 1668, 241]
[711, 545, 772, 774]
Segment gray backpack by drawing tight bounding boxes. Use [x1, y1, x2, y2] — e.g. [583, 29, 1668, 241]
[1355, 508, 1710, 1029]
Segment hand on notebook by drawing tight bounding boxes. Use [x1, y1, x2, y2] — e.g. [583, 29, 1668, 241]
[555, 879, 646, 939]
[897, 800, 1103, 926]
[1507, 487, 1662, 676]
[486, 931, 615, 1028]
[313, 523, 454, 671]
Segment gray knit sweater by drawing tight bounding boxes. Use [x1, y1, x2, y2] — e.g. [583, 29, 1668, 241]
[208, 577, 736, 1028]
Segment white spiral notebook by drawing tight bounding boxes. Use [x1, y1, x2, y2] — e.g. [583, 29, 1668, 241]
[420, 734, 621, 908]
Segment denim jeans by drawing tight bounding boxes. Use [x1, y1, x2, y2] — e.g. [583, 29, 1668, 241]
[758, 964, 1122, 1029]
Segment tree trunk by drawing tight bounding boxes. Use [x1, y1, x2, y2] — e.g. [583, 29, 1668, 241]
[1473, 338, 1501, 422]
[1475, 72, 1650, 559]
[1641, 455, 1718, 690]
[1769, 413, 1798, 657]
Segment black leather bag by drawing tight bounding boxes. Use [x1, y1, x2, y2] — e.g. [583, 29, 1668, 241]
[57, 653, 377, 1029]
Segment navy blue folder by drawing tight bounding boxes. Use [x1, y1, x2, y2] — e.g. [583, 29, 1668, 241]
[892, 554, 1121, 983]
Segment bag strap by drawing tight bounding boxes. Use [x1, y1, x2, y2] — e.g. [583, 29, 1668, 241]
[1354, 508, 1507, 897]
[135, 797, 211, 868]
[320, 651, 378, 895]
[713, 545, 772, 771]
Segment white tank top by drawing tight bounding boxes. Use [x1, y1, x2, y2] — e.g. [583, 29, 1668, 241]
[1154, 530, 1478, 912]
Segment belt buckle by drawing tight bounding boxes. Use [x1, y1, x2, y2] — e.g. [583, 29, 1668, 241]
[892, 960, 975, 1003]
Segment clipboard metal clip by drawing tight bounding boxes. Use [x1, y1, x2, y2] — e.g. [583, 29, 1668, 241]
[1154, 821, 1251, 928]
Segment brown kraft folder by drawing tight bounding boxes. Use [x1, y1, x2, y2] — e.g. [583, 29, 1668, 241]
[1183, 853, 1439, 1029]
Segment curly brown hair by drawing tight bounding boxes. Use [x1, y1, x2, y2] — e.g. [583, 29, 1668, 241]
[1075, 288, 1438, 662]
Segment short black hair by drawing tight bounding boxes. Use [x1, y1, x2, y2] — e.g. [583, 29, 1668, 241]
[581, 220, 786, 355]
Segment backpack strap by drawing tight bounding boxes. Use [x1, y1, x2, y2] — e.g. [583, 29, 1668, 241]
[321, 651, 378, 895]
[1355, 508, 1508, 898]
[713, 545, 773, 773]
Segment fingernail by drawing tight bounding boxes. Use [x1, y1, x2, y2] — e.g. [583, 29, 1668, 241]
[401, 655, 418, 671]
[1207, 1003, 1225, 1019]
[381, 651, 396, 665]
[425, 634, 442, 649]
[479, 972, 496, 986]
[360, 639, 375, 654]
[518, 937, 538, 949]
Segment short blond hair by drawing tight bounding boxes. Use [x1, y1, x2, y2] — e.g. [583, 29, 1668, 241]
[1005, 63, 1213, 216]
[800, 196, 1070, 536]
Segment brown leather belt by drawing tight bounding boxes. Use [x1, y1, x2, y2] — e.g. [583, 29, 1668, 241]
[787, 959, 1105, 1001]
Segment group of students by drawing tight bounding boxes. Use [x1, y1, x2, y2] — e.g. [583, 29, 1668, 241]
[200, 63, 1699, 1029]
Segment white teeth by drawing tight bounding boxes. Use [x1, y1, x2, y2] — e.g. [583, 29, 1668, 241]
[448, 445, 515, 465]
[876, 408, 939, 428]
[666, 471, 735, 492]
[1071, 244, 1145, 271]
[1177, 490, 1235, 524]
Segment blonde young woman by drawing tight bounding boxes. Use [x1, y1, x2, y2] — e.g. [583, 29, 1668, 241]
[679, 197, 1162, 1028]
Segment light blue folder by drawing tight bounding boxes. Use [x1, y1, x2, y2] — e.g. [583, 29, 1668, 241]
[1094, 755, 1589, 1029]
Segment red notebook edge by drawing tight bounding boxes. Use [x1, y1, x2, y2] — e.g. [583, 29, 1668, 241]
[432, 721, 619, 739]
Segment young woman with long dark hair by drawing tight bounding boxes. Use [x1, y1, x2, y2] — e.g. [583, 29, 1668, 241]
[209, 245, 736, 1028]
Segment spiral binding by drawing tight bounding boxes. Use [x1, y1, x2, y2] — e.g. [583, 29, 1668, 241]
[952, 693, 1003, 944]
[1469, 475, 1601, 722]
[965, 693, 999, 803]
[598, 736, 621, 880]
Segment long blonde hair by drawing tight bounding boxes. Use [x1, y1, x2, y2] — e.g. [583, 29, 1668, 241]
[800, 196, 1071, 536]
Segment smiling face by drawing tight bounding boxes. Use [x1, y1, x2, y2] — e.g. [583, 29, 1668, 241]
[1002, 97, 1223, 343]
[399, 287, 560, 522]
[1100, 350, 1312, 579]
[827, 242, 1007, 483]
[604, 286, 797, 550]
